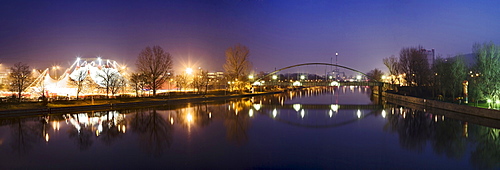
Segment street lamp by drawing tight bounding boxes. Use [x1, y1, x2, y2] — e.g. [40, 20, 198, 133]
[335, 52, 339, 79]
[186, 68, 193, 75]
[97, 57, 102, 66]
[52, 66, 60, 79]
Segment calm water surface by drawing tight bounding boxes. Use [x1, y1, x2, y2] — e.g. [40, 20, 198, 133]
[1, 87, 499, 169]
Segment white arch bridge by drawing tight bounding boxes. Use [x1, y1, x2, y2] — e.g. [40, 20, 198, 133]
[251, 63, 385, 87]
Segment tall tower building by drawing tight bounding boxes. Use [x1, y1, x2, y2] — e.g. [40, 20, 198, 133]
[422, 48, 435, 67]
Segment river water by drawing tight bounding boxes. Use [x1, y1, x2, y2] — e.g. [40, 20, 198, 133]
[0, 86, 499, 169]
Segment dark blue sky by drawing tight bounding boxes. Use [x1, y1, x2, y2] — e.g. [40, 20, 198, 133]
[1, 0, 499, 74]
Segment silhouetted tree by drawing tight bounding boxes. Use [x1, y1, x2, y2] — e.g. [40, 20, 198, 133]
[192, 68, 209, 94]
[9, 62, 33, 102]
[223, 44, 251, 91]
[366, 68, 384, 82]
[69, 67, 87, 100]
[174, 74, 188, 91]
[399, 46, 432, 87]
[130, 73, 147, 97]
[96, 67, 123, 98]
[136, 46, 173, 96]
[383, 55, 400, 84]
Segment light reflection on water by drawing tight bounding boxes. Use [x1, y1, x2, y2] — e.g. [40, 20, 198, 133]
[0, 87, 499, 169]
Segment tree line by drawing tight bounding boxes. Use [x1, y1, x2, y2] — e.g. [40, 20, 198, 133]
[6, 44, 251, 102]
[379, 42, 500, 104]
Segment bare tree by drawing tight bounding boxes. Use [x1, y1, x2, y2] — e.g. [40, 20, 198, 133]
[383, 55, 400, 84]
[110, 76, 125, 96]
[136, 46, 173, 96]
[130, 73, 147, 97]
[174, 74, 188, 91]
[399, 46, 431, 87]
[69, 68, 88, 100]
[223, 44, 251, 91]
[192, 68, 209, 94]
[366, 68, 384, 82]
[96, 67, 123, 98]
[9, 62, 32, 102]
[433, 57, 450, 98]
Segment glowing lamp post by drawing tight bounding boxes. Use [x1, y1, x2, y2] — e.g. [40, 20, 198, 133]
[52, 66, 60, 79]
[186, 68, 193, 75]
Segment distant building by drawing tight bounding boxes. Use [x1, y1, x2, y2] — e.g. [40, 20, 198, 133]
[421, 48, 435, 67]
[207, 71, 224, 79]
[216, 71, 224, 79]
[0, 64, 8, 85]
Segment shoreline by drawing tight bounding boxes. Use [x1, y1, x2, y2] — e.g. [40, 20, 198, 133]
[0, 91, 284, 118]
[383, 92, 500, 120]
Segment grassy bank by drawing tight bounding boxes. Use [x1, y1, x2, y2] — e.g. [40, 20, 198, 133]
[0, 90, 283, 112]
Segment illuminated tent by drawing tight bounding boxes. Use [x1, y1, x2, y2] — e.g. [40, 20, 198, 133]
[27, 57, 125, 98]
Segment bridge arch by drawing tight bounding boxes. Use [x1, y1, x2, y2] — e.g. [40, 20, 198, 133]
[253, 62, 376, 83]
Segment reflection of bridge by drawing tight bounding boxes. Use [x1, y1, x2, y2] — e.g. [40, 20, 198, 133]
[249, 103, 385, 128]
[256, 104, 383, 110]
[261, 81, 384, 87]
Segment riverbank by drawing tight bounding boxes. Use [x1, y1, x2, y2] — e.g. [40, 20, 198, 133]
[0, 90, 285, 117]
[383, 92, 500, 120]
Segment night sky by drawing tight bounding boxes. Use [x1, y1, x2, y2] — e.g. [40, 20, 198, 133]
[1, 0, 499, 75]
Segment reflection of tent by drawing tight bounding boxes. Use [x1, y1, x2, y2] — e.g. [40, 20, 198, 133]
[27, 57, 125, 97]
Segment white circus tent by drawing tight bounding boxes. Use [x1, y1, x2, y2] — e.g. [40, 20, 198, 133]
[27, 57, 125, 98]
